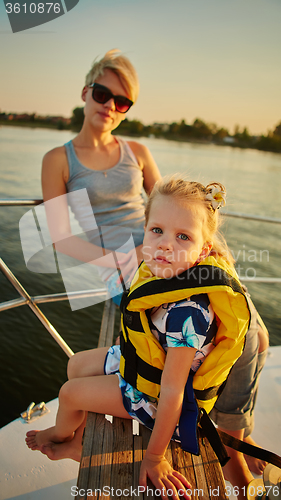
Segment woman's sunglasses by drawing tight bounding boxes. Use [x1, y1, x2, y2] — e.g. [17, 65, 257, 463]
[88, 83, 133, 113]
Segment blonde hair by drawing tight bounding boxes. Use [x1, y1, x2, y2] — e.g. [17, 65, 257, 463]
[145, 176, 235, 266]
[85, 49, 139, 102]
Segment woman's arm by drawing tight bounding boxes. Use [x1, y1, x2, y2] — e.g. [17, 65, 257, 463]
[139, 346, 196, 500]
[41, 147, 126, 268]
[117, 142, 161, 281]
[127, 141, 162, 194]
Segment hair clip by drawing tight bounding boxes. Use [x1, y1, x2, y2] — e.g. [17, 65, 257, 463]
[205, 183, 226, 210]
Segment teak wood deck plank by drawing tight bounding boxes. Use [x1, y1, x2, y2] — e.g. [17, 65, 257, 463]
[76, 299, 228, 500]
[198, 433, 227, 500]
[99, 417, 114, 500]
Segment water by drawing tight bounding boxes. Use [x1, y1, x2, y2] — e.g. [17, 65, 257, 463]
[0, 125, 280, 428]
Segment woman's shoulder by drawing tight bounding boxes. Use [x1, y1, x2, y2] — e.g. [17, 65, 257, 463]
[126, 140, 148, 153]
[124, 139, 161, 192]
[43, 144, 67, 161]
[125, 140, 152, 167]
[42, 145, 69, 184]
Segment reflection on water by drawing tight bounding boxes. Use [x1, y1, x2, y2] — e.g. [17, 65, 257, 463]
[0, 126, 280, 427]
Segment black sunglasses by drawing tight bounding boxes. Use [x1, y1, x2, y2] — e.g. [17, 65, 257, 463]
[88, 83, 133, 113]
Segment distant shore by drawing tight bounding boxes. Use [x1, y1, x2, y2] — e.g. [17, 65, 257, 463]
[0, 120, 63, 130]
[1, 118, 281, 154]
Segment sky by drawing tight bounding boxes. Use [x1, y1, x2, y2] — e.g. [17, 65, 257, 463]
[0, 0, 280, 135]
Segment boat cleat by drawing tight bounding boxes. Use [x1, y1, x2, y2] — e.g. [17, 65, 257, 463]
[20, 401, 50, 423]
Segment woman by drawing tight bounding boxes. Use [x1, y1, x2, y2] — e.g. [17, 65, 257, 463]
[42, 49, 161, 304]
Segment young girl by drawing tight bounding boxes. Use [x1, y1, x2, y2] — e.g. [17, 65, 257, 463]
[26, 178, 253, 498]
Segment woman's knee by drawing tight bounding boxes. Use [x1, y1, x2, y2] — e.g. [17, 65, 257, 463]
[257, 325, 269, 353]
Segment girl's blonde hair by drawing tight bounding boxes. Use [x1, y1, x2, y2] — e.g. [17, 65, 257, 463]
[145, 176, 235, 266]
[85, 49, 139, 102]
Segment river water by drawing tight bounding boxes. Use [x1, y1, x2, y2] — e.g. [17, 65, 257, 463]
[0, 125, 280, 428]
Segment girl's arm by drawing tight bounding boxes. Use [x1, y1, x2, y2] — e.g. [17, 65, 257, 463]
[139, 346, 196, 500]
[42, 147, 129, 269]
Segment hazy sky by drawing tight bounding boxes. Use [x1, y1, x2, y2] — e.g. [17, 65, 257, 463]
[1, 0, 280, 135]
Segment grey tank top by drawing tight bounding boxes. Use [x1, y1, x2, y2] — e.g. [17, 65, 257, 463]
[65, 137, 145, 253]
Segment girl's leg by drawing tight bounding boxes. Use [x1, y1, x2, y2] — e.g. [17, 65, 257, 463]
[67, 346, 109, 379]
[26, 374, 131, 451]
[41, 413, 88, 462]
[26, 347, 116, 456]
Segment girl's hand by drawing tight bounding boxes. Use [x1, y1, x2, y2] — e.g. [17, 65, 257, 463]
[139, 453, 192, 500]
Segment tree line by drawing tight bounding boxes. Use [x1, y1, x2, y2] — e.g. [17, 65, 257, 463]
[1, 108, 281, 153]
[71, 107, 281, 153]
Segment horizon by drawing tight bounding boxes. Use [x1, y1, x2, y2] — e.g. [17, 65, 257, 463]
[1, 110, 279, 138]
[0, 0, 281, 136]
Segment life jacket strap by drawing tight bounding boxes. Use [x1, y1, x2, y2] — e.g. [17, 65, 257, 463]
[199, 413, 281, 469]
[120, 331, 162, 388]
[179, 374, 200, 455]
[194, 380, 227, 401]
[217, 430, 281, 468]
[125, 264, 245, 304]
[199, 409, 230, 466]
[172, 372, 231, 465]
[179, 375, 229, 461]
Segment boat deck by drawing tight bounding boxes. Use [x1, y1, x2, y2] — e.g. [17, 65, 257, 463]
[77, 413, 227, 500]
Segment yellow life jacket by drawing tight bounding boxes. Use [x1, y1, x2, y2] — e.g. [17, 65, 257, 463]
[119, 255, 251, 414]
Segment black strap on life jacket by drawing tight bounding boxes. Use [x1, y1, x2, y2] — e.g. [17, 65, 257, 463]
[122, 264, 246, 308]
[199, 409, 230, 466]
[120, 331, 162, 391]
[218, 430, 281, 468]
[198, 411, 281, 468]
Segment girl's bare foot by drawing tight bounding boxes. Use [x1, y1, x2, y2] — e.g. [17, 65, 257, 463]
[41, 440, 82, 462]
[25, 427, 74, 451]
[38, 415, 86, 461]
[243, 435, 267, 475]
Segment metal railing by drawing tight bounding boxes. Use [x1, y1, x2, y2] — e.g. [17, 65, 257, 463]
[1, 198, 280, 357]
[0, 199, 43, 206]
[0, 254, 108, 357]
[222, 211, 281, 225]
[0, 198, 108, 357]
[1, 197, 281, 224]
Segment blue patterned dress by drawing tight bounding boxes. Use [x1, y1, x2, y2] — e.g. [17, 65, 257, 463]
[104, 294, 217, 435]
